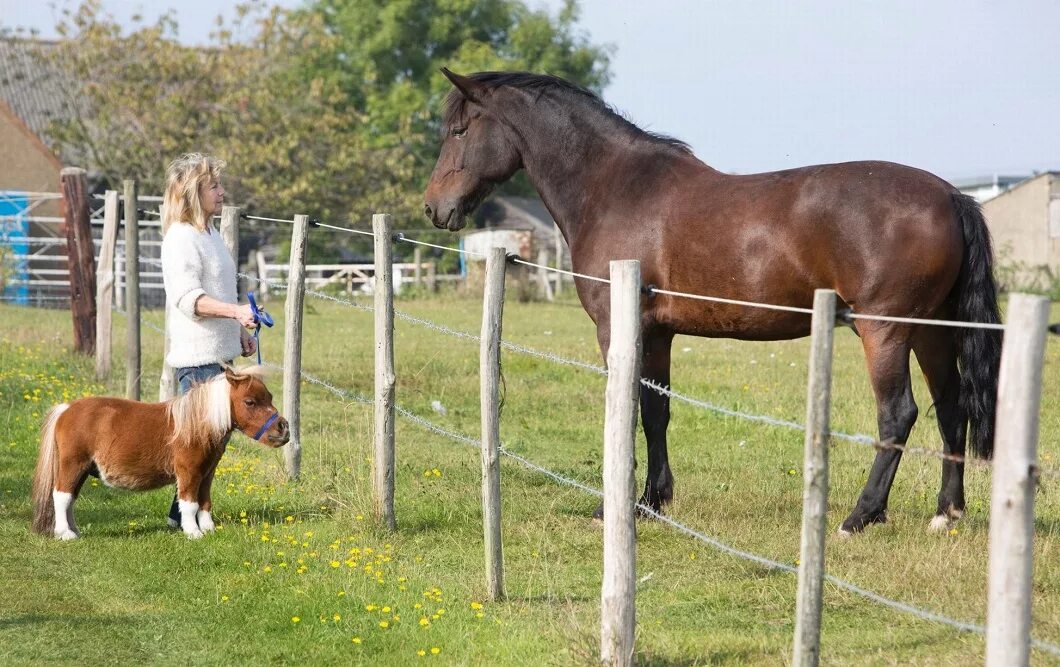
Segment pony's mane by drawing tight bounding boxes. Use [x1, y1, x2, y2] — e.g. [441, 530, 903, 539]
[167, 374, 233, 447]
[443, 71, 693, 155]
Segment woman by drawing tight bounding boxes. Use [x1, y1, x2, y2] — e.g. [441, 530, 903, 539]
[160, 153, 256, 528]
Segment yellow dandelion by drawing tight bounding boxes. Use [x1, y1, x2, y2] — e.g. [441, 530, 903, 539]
[379, 620, 390, 629]
[333, 614, 341, 622]
[431, 647, 441, 655]
[351, 637, 362, 645]
[221, 595, 230, 602]
[417, 649, 427, 657]
[330, 560, 341, 568]
[470, 602, 483, 610]
[419, 617, 430, 627]
[291, 616, 301, 623]
[382, 606, 391, 613]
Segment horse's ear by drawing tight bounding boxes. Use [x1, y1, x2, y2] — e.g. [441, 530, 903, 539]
[223, 366, 242, 384]
[441, 68, 488, 105]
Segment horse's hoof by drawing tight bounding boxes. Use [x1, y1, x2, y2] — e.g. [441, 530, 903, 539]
[184, 528, 204, 540]
[928, 515, 951, 533]
[56, 529, 78, 541]
[835, 527, 855, 539]
[197, 511, 216, 532]
[167, 517, 180, 529]
[592, 503, 604, 521]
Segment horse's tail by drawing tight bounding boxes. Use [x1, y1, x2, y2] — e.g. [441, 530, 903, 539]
[32, 403, 68, 534]
[951, 193, 1002, 459]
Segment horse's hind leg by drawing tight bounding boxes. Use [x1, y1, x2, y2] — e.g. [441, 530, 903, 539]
[53, 454, 92, 540]
[913, 328, 967, 532]
[840, 327, 918, 535]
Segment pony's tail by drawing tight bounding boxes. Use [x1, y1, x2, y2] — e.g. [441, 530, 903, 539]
[32, 404, 68, 534]
[951, 193, 1003, 459]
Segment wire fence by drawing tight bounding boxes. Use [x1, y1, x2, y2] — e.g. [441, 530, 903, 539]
[261, 360, 1060, 656]
[76, 209, 1059, 656]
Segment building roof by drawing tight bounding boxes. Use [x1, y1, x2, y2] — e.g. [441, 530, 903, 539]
[951, 174, 1028, 190]
[0, 39, 79, 162]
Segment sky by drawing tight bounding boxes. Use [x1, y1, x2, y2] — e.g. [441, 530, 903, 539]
[4, 0, 1058, 182]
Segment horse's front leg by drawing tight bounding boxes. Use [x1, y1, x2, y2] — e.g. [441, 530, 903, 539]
[175, 465, 206, 540]
[195, 442, 228, 533]
[195, 469, 218, 533]
[639, 331, 675, 513]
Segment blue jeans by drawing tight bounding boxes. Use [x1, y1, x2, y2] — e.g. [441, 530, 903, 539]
[169, 363, 227, 524]
[176, 363, 226, 395]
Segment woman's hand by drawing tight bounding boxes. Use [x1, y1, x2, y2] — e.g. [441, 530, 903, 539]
[232, 303, 257, 328]
[240, 328, 257, 358]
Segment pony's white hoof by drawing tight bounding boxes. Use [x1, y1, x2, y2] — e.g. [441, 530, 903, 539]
[183, 527, 204, 540]
[835, 527, 854, 539]
[928, 515, 951, 533]
[167, 517, 180, 529]
[197, 511, 215, 532]
[56, 529, 78, 541]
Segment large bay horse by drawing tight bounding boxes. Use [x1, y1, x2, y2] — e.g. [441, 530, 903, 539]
[32, 366, 289, 540]
[423, 70, 1001, 534]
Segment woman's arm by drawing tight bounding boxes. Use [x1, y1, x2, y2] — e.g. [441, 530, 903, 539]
[194, 294, 256, 328]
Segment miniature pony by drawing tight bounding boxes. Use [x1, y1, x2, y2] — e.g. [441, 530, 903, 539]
[31, 366, 289, 540]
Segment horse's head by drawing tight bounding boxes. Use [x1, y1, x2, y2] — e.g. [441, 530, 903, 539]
[225, 367, 289, 447]
[423, 69, 522, 231]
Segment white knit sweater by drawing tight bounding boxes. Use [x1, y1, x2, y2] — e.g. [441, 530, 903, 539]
[160, 222, 242, 368]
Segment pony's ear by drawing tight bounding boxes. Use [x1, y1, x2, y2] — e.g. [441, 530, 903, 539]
[223, 366, 243, 384]
[441, 68, 488, 105]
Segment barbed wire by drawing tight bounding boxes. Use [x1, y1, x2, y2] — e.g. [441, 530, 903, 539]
[276, 363, 1060, 655]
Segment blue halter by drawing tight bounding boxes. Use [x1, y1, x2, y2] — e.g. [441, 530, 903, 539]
[251, 411, 281, 441]
[247, 292, 274, 365]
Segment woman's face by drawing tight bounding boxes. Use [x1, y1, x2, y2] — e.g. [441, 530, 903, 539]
[200, 178, 225, 217]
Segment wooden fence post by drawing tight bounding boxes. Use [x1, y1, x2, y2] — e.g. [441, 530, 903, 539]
[61, 167, 96, 355]
[220, 205, 240, 294]
[373, 213, 397, 531]
[158, 200, 176, 401]
[256, 250, 269, 302]
[601, 259, 641, 667]
[283, 214, 309, 480]
[94, 190, 119, 378]
[793, 288, 836, 667]
[537, 247, 554, 301]
[481, 247, 507, 600]
[159, 311, 176, 401]
[123, 179, 140, 400]
[986, 293, 1050, 666]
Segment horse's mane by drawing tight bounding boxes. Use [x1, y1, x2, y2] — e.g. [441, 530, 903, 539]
[443, 71, 693, 155]
[165, 366, 266, 447]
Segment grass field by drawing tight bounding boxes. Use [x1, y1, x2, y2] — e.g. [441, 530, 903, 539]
[2, 291, 1059, 665]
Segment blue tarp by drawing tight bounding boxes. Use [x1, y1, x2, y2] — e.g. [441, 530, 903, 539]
[0, 192, 29, 304]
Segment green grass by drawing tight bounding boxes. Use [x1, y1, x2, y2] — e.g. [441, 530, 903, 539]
[1, 293, 1059, 665]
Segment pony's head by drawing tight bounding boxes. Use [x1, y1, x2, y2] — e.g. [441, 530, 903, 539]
[423, 69, 523, 231]
[169, 366, 289, 448]
[225, 366, 289, 447]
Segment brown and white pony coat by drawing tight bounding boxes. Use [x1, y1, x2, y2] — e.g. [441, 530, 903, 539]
[32, 366, 289, 540]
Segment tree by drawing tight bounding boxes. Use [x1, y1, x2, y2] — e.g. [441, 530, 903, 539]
[29, 0, 611, 261]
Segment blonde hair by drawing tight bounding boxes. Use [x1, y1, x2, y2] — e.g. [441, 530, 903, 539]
[161, 153, 226, 234]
